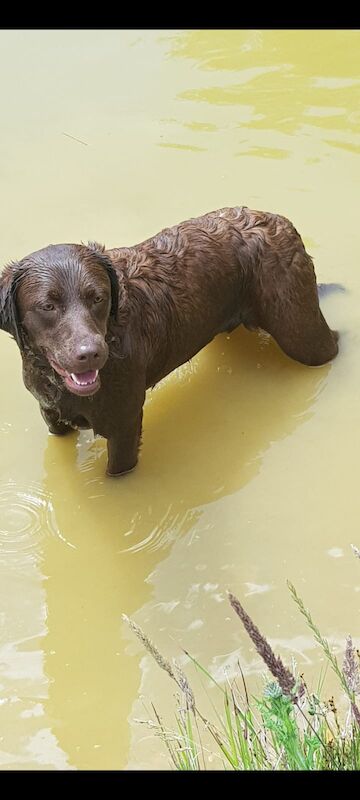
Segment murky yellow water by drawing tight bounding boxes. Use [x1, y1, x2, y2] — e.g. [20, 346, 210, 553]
[0, 30, 360, 770]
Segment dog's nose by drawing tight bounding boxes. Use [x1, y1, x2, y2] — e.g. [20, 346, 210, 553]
[75, 343, 101, 367]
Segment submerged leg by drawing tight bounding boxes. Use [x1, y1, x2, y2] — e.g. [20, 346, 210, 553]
[106, 411, 143, 477]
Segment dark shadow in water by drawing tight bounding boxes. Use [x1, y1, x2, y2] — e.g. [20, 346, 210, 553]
[40, 325, 330, 768]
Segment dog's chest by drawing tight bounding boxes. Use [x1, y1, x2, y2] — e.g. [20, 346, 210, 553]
[22, 360, 94, 427]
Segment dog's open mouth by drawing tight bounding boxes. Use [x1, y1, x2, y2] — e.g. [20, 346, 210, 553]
[49, 359, 101, 396]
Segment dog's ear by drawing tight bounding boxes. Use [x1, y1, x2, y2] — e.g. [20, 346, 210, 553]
[0, 263, 24, 347]
[87, 242, 119, 320]
[101, 256, 119, 320]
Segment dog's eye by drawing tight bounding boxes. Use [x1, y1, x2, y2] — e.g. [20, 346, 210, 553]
[94, 296, 104, 304]
[42, 303, 56, 312]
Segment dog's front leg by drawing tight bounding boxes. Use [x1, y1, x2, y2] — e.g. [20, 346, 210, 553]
[106, 410, 143, 477]
[40, 405, 72, 436]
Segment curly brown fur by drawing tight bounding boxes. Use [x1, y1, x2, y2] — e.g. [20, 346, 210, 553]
[0, 206, 339, 475]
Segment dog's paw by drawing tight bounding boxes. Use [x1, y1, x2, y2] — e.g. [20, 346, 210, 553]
[106, 464, 137, 478]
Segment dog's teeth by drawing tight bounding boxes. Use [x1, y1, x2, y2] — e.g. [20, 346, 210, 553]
[70, 371, 98, 386]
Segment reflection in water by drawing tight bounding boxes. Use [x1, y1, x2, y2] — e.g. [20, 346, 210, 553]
[163, 30, 360, 152]
[39, 327, 328, 769]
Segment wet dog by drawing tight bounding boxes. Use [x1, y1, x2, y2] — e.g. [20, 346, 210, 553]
[0, 206, 339, 475]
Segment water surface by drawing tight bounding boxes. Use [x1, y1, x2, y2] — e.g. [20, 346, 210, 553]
[0, 30, 359, 769]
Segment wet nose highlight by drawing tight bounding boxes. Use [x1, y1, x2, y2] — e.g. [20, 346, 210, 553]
[76, 342, 101, 366]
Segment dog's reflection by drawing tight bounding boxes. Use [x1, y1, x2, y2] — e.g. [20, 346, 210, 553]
[40, 326, 330, 769]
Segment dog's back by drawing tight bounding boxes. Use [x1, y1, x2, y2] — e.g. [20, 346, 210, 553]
[109, 206, 339, 371]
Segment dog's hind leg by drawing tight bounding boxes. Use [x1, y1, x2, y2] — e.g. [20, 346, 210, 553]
[252, 250, 339, 367]
[262, 306, 339, 366]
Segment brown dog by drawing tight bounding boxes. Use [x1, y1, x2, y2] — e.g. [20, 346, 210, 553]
[0, 206, 339, 476]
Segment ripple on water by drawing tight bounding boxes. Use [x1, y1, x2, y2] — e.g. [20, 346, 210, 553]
[120, 506, 201, 554]
[0, 481, 75, 567]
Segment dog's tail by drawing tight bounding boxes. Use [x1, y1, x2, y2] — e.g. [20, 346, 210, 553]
[317, 282, 345, 298]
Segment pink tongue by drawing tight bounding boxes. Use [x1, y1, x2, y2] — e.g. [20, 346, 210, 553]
[72, 370, 97, 385]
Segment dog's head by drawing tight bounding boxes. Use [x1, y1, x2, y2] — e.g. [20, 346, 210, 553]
[0, 242, 119, 396]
